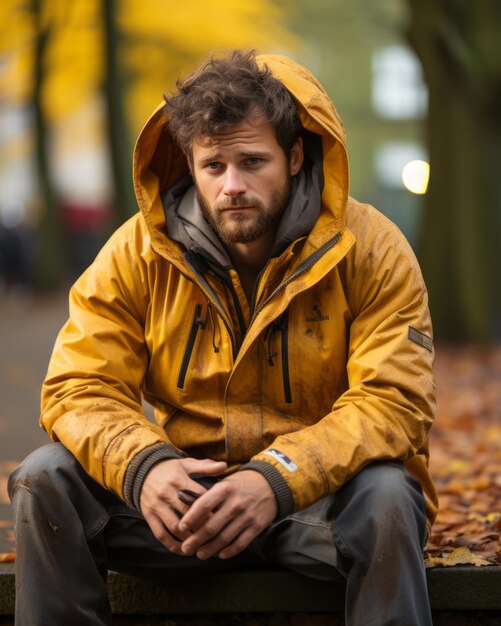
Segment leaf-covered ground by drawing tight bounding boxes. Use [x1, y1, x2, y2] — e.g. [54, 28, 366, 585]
[425, 345, 501, 567]
[0, 344, 500, 568]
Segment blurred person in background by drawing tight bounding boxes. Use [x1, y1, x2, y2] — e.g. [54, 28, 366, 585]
[9, 50, 437, 626]
[0, 212, 32, 298]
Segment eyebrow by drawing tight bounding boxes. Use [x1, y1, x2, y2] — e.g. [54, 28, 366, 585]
[197, 150, 272, 166]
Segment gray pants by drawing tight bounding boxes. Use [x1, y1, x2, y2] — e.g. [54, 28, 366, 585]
[9, 443, 432, 625]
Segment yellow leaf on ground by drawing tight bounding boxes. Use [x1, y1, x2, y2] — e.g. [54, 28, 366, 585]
[427, 546, 492, 567]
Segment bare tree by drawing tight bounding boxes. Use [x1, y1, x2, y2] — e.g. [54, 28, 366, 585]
[407, 0, 501, 341]
[102, 0, 136, 225]
[32, 0, 66, 290]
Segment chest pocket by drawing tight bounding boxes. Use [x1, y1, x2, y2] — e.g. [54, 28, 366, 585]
[264, 311, 293, 404]
[177, 303, 204, 389]
[259, 289, 351, 422]
[176, 301, 223, 390]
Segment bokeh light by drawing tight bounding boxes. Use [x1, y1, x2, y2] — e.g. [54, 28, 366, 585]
[402, 159, 430, 194]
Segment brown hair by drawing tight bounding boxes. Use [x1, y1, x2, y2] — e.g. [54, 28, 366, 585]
[164, 49, 301, 156]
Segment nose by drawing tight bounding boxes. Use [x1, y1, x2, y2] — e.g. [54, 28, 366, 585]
[222, 167, 246, 197]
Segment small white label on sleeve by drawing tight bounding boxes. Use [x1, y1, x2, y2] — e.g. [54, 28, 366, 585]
[264, 448, 297, 472]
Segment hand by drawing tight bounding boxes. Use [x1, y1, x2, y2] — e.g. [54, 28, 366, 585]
[178, 470, 278, 560]
[140, 457, 227, 555]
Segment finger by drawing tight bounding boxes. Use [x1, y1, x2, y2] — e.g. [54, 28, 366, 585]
[179, 475, 213, 499]
[181, 458, 227, 476]
[178, 484, 227, 535]
[192, 516, 249, 560]
[180, 487, 243, 556]
[146, 512, 184, 555]
[218, 525, 260, 560]
[177, 466, 225, 504]
[180, 508, 228, 556]
[179, 497, 232, 555]
[140, 483, 193, 520]
[177, 489, 200, 506]
[147, 500, 193, 542]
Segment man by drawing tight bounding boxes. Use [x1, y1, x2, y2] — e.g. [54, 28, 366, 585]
[9, 50, 437, 625]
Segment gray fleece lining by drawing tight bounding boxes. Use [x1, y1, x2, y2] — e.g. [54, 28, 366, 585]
[171, 180, 232, 268]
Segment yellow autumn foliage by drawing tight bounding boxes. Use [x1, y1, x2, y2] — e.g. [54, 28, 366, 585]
[119, 0, 298, 134]
[0, 0, 297, 135]
[0, 0, 102, 115]
[0, 0, 34, 102]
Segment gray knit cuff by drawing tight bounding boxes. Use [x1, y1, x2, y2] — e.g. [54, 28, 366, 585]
[123, 443, 185, 511]
[238, 460, 294, 519]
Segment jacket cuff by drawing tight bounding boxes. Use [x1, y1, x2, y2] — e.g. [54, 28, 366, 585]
[123, 443, 185, 511]
[238, 460, 294, 519]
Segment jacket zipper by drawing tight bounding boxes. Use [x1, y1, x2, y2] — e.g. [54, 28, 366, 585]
[223, 276, 247, 339]
[280, 311, 292, 404]
[200, 258, 247, 343]
[184, 252, 238, 358]
[250, 261, 270, 314]
[177, 303, 203, 389]
[250, 232, 342, 326]
[265, 311, 292, 404]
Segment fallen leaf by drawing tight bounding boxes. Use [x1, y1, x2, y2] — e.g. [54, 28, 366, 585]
[471, 476, 491, 490]
[427, 546, 493, 568]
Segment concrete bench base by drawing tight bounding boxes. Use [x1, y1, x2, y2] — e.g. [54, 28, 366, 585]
[1, 563, 501, 617]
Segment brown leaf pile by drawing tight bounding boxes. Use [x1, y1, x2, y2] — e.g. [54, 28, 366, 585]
[425, 344, 501, 567]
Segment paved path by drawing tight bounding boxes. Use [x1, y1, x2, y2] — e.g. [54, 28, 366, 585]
[0, 292, 68, 460]
[0, 291, 69, 551]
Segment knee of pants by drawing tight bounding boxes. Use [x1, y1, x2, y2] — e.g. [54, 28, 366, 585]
[8, 442, 77, 503]
[336, 461, 426, 533]
[330, 462, 428, 568]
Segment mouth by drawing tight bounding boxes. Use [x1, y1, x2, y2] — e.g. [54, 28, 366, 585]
[220, 206, 255, 212]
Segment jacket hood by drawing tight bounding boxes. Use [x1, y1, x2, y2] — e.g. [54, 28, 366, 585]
[132, 54, 350, 264]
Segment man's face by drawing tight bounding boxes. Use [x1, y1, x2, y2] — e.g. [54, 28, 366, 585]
[191, 117, 303, 246]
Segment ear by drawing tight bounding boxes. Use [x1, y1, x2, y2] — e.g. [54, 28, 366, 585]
[289, 136, 304, 176]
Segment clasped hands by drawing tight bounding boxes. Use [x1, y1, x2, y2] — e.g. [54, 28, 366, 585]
[139, 458, 277, 560]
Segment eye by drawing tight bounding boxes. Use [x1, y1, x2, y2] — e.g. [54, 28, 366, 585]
[205, 162, 223, 171]
[245, 157, 262, 167]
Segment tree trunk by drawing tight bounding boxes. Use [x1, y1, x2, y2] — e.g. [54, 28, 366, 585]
[102, 0, 136, 225]
[407, 0, 501, 341]
[33, 0, 66, 290]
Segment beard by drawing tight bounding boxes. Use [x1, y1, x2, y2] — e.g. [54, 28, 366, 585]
[196, 174, 293, 246]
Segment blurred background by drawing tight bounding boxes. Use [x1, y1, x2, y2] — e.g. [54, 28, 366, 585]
[2, 0, 500, 337]
[0, 0, 500, 521]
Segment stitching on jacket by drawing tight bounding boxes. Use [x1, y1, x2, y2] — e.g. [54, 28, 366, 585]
[102, 423, 142, 490]
[279, 436, 330, 493]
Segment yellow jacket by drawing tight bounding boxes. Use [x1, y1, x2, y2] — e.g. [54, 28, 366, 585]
[41, 55, 438, 527]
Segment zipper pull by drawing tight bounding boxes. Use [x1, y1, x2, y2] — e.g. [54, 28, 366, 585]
[265, 323, 279, 366]
[207, 301, 220, 354]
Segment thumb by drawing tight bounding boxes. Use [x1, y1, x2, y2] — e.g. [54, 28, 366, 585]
[180, 458, 227, 476]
